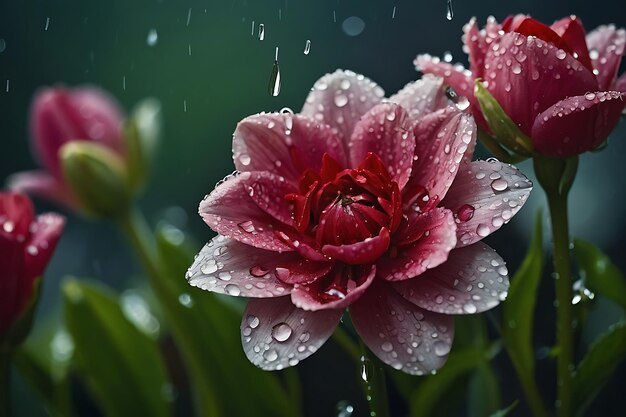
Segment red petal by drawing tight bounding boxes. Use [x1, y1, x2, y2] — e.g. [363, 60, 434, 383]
[349, 280, 454, 375]
[0, 192, 35, 237]
[551, 16, 594, 72]
[378, 208, 457, 281]
[301, 70, 385, 156]
[531, 91, 625, 157]
[393, 242, 509, 315]
[7, 171, 80, 211]
[349, 103, 416, 189]
[241, 296, 342, 370]
[0, 234, 23, 332]
[232, 112, 346, 185]
[22, 213, 65, 294]
[441, 160, 532, 247]
[322, 228, 391, 265]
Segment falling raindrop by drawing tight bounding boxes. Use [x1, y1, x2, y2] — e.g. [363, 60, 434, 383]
[303, 39, 311, 55]
[333, 10, 337, 23]
[45, 17, 51, 31]
[186, 8, 192, 27]
[258, 23, 265, 41]
[122, 76, 126, 91]
[251, 20, 255, 36]
[268, 46, 281, 96]
[391, 6, 397, 19]
[146, 29, 158, 46]
[183, 99, 187, 112]
[5, 79, 9, 92]
[278, 8, 282, 21]
[336, 400, 354, 417]
[0, 39, 6, 53]
[446, 0, 453, 20]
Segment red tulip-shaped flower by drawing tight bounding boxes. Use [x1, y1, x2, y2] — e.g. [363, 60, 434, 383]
[0, 192, 64, 334]
[187, 70, 532, 374]
[416, 15, 626, 157]
[9, 86, 125, 210]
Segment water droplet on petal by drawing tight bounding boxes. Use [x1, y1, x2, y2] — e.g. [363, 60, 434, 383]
[248, 315, 260, 328]
[476, 224, 490, 237]
[491, 178, 508, 192]
[381, 341, 393, 352]
[457, 204, 475, 221]
[433, 340, 451, 356]
[334, 93, 349, 108]
[463, 302, 477, 313]
[225, 284, 241, 296]
[271, 322, 292, 342]
[263, 349, 278, 362]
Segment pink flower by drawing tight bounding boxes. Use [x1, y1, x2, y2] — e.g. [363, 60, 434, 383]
[416, 15, 626, 157]
[187, 71, 532, 374]
[9, 86, 125, 210]
[0, 192, 65, 333]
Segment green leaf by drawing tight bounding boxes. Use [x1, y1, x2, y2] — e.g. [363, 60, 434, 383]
[409, 347, 488, 417]
[63, 279, 172, 417]
[488, 400, 519, 417]
[153, 224, 299, 417]
[573, 321, 626, 414]
[501, 209, 544, 377]
[573, 239, 626, 311]
[468, 364, 501, 417]
[474, 80, 533, 156]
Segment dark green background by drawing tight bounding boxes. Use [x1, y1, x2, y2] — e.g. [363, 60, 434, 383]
[1, 0, 625, 416]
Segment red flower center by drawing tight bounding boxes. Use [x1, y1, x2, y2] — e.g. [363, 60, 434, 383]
[286, 152, 401, 251]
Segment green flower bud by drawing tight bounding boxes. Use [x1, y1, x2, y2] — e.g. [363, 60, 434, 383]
[124, 99, 161, 192]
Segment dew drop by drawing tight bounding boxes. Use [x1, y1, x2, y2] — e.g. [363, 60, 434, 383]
[463, 302, 477, 313]
[457, 204, 475, 221]
[491, 178, 508, 192]
[271, 322, 293, 342]
[239, 153, 251, 166]
[334, 93, 349, 108]
[381, 341, 393, 352]
[225, 284, 241, 296]
[263, 349, 278, 362]
[433, 340, 451, 356]
[248, 315, 260, 328]
[476, 224, 490, 237]
[250, 266, 269, 277]
[238, 221, 255, 233]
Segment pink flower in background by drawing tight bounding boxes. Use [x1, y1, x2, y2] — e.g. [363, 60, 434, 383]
[187, 70, 532, 374]
[416, 15, 626, 157]
[0, 192, 64, 333]
[9, 86, 125, 209]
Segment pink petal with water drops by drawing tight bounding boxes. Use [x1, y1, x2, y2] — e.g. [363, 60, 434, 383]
[404, 108, 476, 206]
[616, 73, 626, 93]
[350, 280, 454, 375]
[393, 242, 509, 315]
[291, 265, 376, 311]
[532, 91, 625, 157]
[187, 235, 303, 297]
[22, 213, 65, 286]
[245, 171, 298, 227]
[378, 208, 457, 282]
[389, 74, 462, 121]
[463, 17, 487, 77]
[441, 160, 532, 248]
[550, 16, 593, 72]
[199, 172, 293, 252]
[349, 103, 415, 188]
[300, 70, 385, 154]
[241, 296, 343, 371]
[232, 112, 347, 185]
[483, 32, 597, 136]
[586, 25, 626, 91]
[411, 58, 474, 104]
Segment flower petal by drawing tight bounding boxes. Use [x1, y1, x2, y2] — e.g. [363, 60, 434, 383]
[0, 192, 35, 237]
[23, 213, 65, 286]
[586, 25, 626, 91]
[291, 264, 376, 311]
[8, 170, 81, 211]
[232, 112, 347, 185]
[322, 228, 391, 265]
[550, 16, 593, 72]
[531, 91, 625, 157]
[483, 32, 597, 136]
[187, 235, 301, 297]
[405, 108, 476, 206]
[412, 58, 474, 104]
[389, 74, 462, 120]
[199, 172, 293, 252]
[301, 70, 385, 155]
[0, 232, 24, 331]
[378, 208, 457, 282]
[349, 103, 415, 188]
[350, 280, 454, 375]
[392, 242, 509, 315]
[441, 160, 532, 247]
[241, 296, 342, 370]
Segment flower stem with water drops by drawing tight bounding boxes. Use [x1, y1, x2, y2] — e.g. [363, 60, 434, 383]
[534, 156, 578, 417]
[360, 345, 390, 417]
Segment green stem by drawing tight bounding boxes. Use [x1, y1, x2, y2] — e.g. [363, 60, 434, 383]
[512, 359, 551, 417]
[359, 345, 390, 417]
[0, 348, 11, 417]
[534, 156, 578, 417]
[332, 326, 361, 364]
[116, 209, 160, 283]
[546, 189, 574, 417]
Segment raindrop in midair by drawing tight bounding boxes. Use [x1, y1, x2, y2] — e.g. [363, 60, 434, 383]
[251, 20, 255, 36]
[303, 39, 311, 55]
[268, 46, 281, 97]
[146, 29, 158, 46]
[392, 6, 397, 19]
[258, 23, 265, 41]
[45, 17, 51, 31]
[186, 8, 192, 27]
[446, 0, 453, 20]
